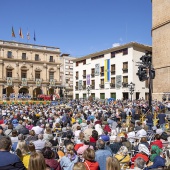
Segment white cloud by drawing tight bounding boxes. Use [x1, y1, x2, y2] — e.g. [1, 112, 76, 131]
[112, 43, 120, 47]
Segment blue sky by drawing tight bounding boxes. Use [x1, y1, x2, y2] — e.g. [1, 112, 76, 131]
[0, 0, 152, 57]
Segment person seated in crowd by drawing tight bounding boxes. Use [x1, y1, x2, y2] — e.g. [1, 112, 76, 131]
[127, 126, 136, 143]
[28, 151, 50, 170]
[25, 130, 38, 144]
[0, 136, 26, 169]
[95, 139, 112, 170]
[18, 122, 29, 135]
[60, 143, 78, 170]
[133, 157, 146, 170]
[74, 132, 84, 151]
[115, 146, 130, 169]
[16, 140, 30, 169]
[109, 136, 122, 154]
[131, 144, 150, 169]
[73, 162, 86, 170]
[64, 131, 74, 146]
[106, 156, 121, 170]
[134, 137, 149, 152]
[4, 123, 13, 136]
[90, 130, 98, 144]
[100, 131, 110, 142]
[42, 147, 61, 170]
[83, 148, 99, 170]
[32, 122, 43, 135]
[43, 127, 53, 142]
[150, 134, 163, 149]
[77, 135, 94, 155]
[33, 134, 46, 151]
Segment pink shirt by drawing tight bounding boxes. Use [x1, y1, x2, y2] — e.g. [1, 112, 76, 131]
[77, 144, 94, 155]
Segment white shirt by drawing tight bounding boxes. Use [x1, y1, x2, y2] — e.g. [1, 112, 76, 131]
[136, 129, 147, 138]
[32, 126, 43, 135]
[127, 131, 136, 143]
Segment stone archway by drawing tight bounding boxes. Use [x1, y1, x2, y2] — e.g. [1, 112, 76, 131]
[33, 88, 42, 98]
[19, 88, 29, 94]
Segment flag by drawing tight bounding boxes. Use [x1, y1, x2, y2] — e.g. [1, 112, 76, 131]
[104, 59, 110, 82]
[27, 31, 30, 40]
[33, 31, 36, 41]
[12, 26, 15, 37]
[19, 28, 23, 38]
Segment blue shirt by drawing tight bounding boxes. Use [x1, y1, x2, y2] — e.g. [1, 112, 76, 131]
[158, 113, 166, 124]
[95, 149, 112, 170]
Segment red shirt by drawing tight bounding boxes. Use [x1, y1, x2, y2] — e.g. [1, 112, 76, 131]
[131, 153, 149, 168]
[150, 140, 163, 149]
[90, 137, 97, 143]
[104, 125, 111, 133]
[84, 160, 99, 170]
[74, 143, 84, 151]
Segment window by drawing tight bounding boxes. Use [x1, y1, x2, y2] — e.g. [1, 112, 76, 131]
[75, 82, 78, 90]
[91, 80, 95, 89]
[35, 54, 39, 61]
[100, 66, 104, 76]
[123, 48, 128, 55]
[21, 70, 27, 78]
[123, 62, 128, 73]
[111, 64, 115, 75]
[49, 56, 53, 62]
[83, 81, 86, 89]
[111, 52, 115, 58]
[70, 61, 73, 64]
[83, 70, 86, 78]
[91, 68, 95, 77]
[66, 79, 69, 83]
[6, 69, 12, 77]
[100, 79, 104, 88]
[111, 93, 116, 99]
[100, 93, 105, 99]
[7, 51, 12, 58]
[22, 53, 26, 60]
[76, 71, 79, 80]
[123, 76, 128, 87]
[110, 78, 115, 88]
[49, 72, 54, 80]
[35, 71, 40, 79]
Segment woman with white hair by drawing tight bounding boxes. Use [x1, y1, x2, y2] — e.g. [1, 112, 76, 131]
[95, 124, 103, 136]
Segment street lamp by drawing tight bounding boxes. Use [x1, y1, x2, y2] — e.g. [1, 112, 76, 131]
[86, 85, 91, 99]
[128, 82, 135, 101]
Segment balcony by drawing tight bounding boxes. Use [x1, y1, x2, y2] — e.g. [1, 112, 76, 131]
[100, 84, 104, 89]
[122, 68, 128, 73]
[49, 59, 55, 62]
[91, 73, 95, 78]
[111, 71, 115, 75]
[122, 82, 128, 88]
[75, 76, 79, 80]
[110, 83, 115, 89]
[100, 72, 104, 77]
[75, 86, 78, 90]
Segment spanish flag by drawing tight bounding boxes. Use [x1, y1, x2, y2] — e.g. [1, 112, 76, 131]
[104, 59, 110, 82]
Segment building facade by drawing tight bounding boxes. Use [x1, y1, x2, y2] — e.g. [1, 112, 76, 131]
[73, 42, 151, 100]
[0, 40, 61, 100]
[60, 54, 75, 99]
[152, 0, 170, 101]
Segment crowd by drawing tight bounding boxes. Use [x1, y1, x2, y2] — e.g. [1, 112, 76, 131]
[0, 98, 170, 170]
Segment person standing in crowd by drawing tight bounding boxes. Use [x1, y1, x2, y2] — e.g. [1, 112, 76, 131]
[157, 109, 167, 131]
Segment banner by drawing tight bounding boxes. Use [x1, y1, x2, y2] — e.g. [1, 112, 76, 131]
[86, 74, 90, 85]
[7, 77, 13, 86]
[21, 78, 27, 86]
[116, 75, 122, 89]
[104, 59, 110, 82]
[50, 79, 55, 87]
[36, 79, 41, 87]
[95, 63, 100, 76]
[78, 80, 82, 90]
